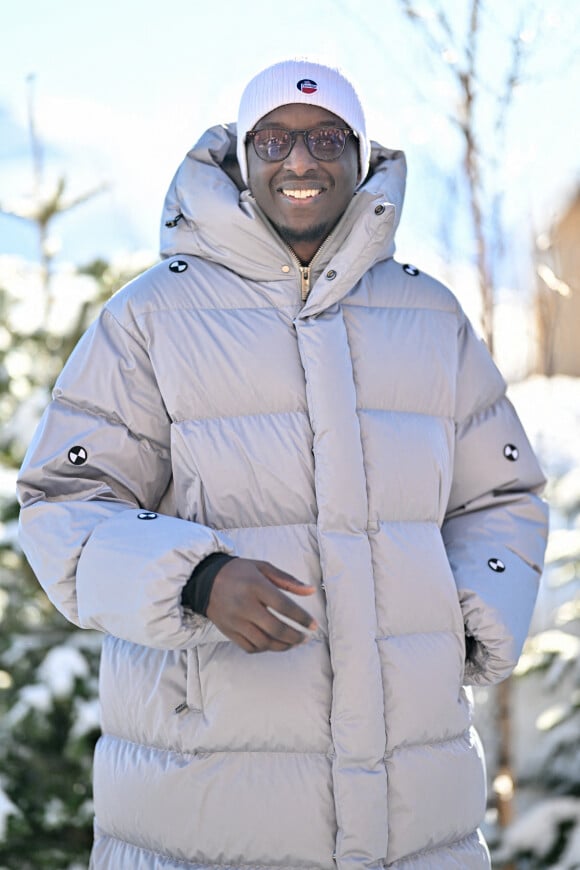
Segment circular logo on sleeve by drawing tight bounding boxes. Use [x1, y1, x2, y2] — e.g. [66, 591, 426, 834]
[68, 446, 87, 466]
[503, 444, 519, 461]
[169, 260, 188, 273]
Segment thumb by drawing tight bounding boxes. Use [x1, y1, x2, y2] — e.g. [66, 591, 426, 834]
[257, 562, 316, 597]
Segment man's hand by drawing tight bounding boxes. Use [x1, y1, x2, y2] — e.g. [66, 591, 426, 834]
[206, 558, 318, 653]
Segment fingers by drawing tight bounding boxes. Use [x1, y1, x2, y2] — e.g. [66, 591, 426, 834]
[261, 586, 318, 632]
[237, 621, 313, 653]
[225, 617, 309, 655]
[262, 606, 314, 644]
[205, 558, 318, 653]
[257, 561, 316, 597]
[256, 566, 318, 632]
[232, 601, 314, 652]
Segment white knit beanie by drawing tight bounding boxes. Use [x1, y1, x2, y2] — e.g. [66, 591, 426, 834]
[236, 59, 370, 187]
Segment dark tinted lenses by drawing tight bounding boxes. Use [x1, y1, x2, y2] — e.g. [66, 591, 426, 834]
[250, 127, 350, 162]
[252, 129, 294, 161]
[306, 127, 348, 160]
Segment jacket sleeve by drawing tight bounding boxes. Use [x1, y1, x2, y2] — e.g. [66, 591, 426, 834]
[441, 312, 549, 687]
[17, 305, 233, 650]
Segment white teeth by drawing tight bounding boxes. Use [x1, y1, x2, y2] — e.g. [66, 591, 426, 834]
[281, 189, 321, 199]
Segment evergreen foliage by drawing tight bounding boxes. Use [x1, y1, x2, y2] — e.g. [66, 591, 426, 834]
[0, 249, 149, 869]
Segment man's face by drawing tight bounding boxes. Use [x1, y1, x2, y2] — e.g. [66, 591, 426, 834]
[246, 103, 359, 263]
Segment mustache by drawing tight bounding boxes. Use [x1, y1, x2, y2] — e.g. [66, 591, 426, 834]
[273, 171, 330, 187]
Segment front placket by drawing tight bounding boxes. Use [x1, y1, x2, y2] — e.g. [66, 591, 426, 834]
[294, 304, 389, 868]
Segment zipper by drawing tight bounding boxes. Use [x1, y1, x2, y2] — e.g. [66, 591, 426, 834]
[164, 212, 184, 228]
[284, 244, 312, 301]
[249, 195, 334, 304]
[299, 266, 310, 301]
[287, 233, 334, 303]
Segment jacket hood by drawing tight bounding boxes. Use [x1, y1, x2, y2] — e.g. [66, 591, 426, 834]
[160, 123, 407, 285]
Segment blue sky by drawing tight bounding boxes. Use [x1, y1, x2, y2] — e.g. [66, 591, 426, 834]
[1, 0, 578, 273]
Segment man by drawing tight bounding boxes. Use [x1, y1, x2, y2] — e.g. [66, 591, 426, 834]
[18, 59, 548, 869]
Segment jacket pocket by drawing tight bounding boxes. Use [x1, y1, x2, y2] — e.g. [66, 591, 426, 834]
[185, 647, 204, 713]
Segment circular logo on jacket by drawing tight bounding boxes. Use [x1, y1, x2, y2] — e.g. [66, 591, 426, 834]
[137, 511, 158, 520]
[68, 446, 87, 466]
[488, 558, 506, 573]
[503, 444, 519, 461]
[169, 260, 188, 273]
[403, 264, 420, 276]
[297, 79, 318, 94]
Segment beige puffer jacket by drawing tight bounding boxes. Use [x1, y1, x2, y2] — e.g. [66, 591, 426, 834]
[17, 124, 548, 869]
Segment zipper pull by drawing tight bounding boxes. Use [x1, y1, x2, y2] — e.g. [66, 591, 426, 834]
[300, 266, 310, 301]
[164, 213, 184, 228]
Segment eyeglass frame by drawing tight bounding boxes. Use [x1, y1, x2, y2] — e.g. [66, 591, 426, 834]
[245, 126, 356, 163]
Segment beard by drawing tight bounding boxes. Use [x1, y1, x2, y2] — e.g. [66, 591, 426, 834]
[277, 221, 332, 247]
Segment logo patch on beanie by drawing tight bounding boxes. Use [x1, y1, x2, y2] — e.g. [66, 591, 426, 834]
[297, 78, 318, 94]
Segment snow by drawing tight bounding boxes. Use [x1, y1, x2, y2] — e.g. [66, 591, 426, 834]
[38, 646, 90, 698]
[0, 785, 19, 840]
[507, 376, 580, 639]
[508, 376, 580, 482]
[6, 646, 92, 727]
[558, 824, 580, 869]
[6, 682, 52, 725]
[552, 467, 580, 516]
[1, 387, 51, 455]
[70, 698, 101, 739]
[546, 529, 580, 565]
[494, 797, 580, 864]
[484, 373, 580, 866]
[43, 797, 67, 829]
[0, 255, 99, 337]
[0, 519, 19, 550]
[0, 468, 17, 502]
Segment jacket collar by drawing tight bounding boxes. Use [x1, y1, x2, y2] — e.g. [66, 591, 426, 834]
[160, 124, 407, 311]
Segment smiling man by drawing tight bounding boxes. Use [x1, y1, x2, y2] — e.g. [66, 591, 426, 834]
[18, 59, 548, 869]
[245, 104, 359, 263]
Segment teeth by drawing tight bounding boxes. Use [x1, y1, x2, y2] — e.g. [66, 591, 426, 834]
[282, 189, 321, 199]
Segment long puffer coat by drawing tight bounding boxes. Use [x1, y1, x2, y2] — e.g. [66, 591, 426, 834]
[17, 124, 549, 869]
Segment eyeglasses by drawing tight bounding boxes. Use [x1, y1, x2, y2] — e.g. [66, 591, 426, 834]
[246, 126, 355, 163]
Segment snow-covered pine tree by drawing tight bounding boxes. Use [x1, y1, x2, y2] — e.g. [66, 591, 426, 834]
[0, 252, 151, 869]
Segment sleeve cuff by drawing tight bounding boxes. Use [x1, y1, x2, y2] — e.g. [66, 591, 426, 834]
[182, 552, 237, 615]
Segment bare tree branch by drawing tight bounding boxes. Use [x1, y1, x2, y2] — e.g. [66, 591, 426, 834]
[2, 77, 109, 328]
[26, 74, 43, 193]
